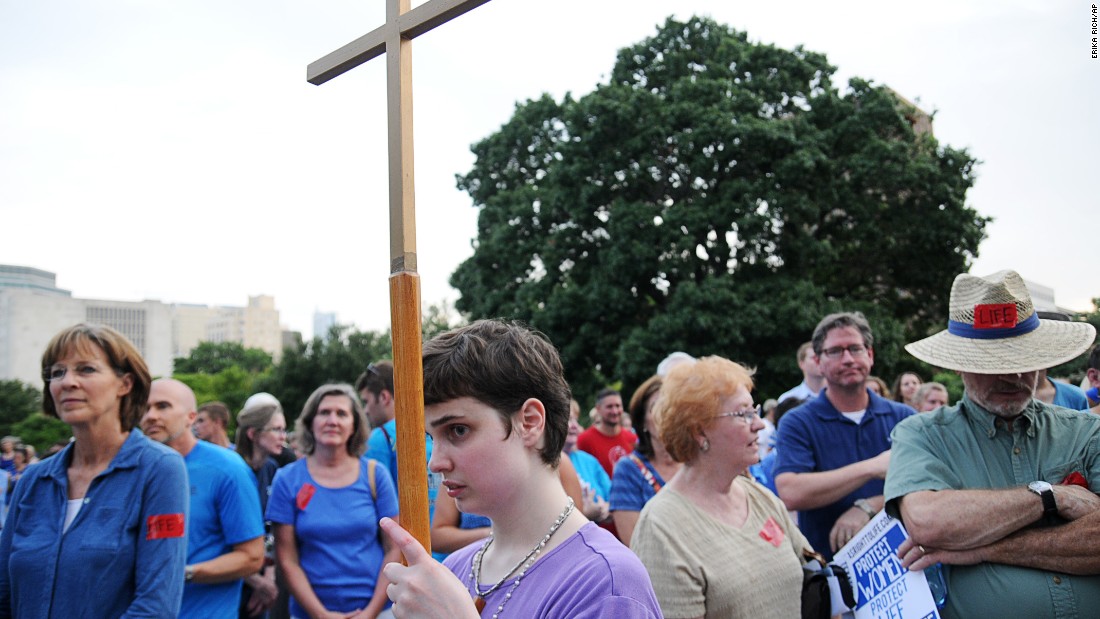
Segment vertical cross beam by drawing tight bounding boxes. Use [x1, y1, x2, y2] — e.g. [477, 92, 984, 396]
[308, 0, 492, 553]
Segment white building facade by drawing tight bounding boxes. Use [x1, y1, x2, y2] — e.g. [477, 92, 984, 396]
[0, 265, 285, 387]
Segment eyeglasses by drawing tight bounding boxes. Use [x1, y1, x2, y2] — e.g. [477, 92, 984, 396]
[716, 405, 761, 424]
[43, 363, 120, 382]
[820, 344, 868, 360]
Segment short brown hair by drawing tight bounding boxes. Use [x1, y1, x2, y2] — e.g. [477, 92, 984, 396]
[294, 384, 368, 457]
[797, 341, 813, 363]
[355, 361, 394, 397]
[811, 312, 874, 355]
[423, 319, 570, 467]
[656, 356, 755, 464]
[628, 375, 662, 459]
[41, 323, 151, 432]
[197, 401, 230, 429]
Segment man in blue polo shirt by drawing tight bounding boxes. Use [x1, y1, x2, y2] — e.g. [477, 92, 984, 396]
[774, 312, 914, 559]
[144, 378, 265, 619]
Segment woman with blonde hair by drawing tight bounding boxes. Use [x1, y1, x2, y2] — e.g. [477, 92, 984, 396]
[632, 356, 811, 619]
[913, 381, 949, 412]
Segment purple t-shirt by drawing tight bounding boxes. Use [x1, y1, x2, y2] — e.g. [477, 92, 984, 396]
[444, 522, 661, 618]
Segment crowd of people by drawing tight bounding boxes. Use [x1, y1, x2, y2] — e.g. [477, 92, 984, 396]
[1, 268, 1099, 619]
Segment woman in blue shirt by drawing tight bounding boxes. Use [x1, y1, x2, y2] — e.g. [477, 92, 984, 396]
[610, 375, 681, 546]
[0, 323, 189, 618]
[236, 401, 292, 617]
[267, 384, 400, 619]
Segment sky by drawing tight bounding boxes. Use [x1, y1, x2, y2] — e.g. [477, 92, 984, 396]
[2, 1, 1096, 338]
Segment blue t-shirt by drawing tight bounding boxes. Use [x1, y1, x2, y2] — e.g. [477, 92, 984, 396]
[0, 469, 9, 514]
[0, 429, 189, 619]
[182, 440, 265, 619]
[610, 453, 666, 512]
[1051, 379, 1090, 411]
[249, 456, 279, 516]
[366, 419, 440, 520]
[755, 449, 779, 494]
[569, 450, 611, 502]
[266, 457, 398, 617]
[459, 512, 492, 529]
[773, 389, 914, 560]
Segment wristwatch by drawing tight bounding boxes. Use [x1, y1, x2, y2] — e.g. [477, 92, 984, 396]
[1027, 480, 1057, 522]
[853, 498, 876, 519]
[184, 566, 195, 583]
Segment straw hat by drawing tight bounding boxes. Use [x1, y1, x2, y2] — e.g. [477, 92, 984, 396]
[905, 270, 1096, 374]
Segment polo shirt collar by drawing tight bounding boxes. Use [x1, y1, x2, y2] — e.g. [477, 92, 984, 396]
[810, 388, 892, 423]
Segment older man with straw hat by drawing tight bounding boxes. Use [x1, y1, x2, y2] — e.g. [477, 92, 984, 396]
[884, 269, 1099, 619]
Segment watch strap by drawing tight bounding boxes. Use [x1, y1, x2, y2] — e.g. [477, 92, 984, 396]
[1028, 481, 1058, 522]
[853, 498, 876, 518]
[1037, 487, 1057, 518]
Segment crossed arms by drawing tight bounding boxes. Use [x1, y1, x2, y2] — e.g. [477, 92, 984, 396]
[897, 485, 1100, 574]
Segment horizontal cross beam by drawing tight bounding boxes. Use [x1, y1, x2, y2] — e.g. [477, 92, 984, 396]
[307, 0, 492, 85]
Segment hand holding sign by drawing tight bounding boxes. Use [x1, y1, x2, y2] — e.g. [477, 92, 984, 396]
[897, 537, 983, 572]
[831, 506, 872, 552]
[834, 511, 942, 618]
[380, 517, 480, 619]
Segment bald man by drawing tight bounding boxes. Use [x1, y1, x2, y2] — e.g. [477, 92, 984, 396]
[144, 379, 265, 619]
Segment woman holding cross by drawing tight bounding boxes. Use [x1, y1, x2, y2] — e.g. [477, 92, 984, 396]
[379, 320, 661, 618]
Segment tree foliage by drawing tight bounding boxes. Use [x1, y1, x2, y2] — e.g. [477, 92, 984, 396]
[11, 413, 71, 454]
[254, 325, 393, 428]
[0, 379, 42, 439]
[1047, 298, 1100, 384]
[173, 341, 273, 375]
[450, 16, 988, 401]
[174, 365, 258, 435]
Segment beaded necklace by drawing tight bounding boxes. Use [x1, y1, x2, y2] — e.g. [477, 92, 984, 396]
[470, 497, 576, 617]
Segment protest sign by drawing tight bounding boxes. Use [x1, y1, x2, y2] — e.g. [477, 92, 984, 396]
[834, 510, 940, 619]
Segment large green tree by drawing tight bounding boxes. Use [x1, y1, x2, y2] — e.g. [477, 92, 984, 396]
[173, 341, 273, 375]
[450, 16, 988, 401]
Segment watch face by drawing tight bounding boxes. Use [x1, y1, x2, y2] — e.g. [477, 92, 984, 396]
[1029, 480, 1053, 493]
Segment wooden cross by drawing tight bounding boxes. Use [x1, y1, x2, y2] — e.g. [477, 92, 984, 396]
[308, 0, 493, 553]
